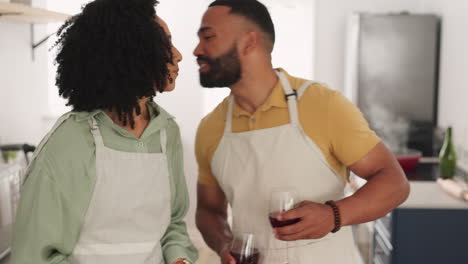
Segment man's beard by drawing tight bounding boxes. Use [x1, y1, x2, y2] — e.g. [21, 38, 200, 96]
[198, 44, 241, 88]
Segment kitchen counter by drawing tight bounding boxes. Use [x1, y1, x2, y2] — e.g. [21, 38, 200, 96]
[401, 162, 468, 209]
[351, 161, 468, 209]
[401, 181, 468, 209]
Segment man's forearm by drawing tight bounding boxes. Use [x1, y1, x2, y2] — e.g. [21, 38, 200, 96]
[196, 208, 233, 255]
[337, 168, 410, 227]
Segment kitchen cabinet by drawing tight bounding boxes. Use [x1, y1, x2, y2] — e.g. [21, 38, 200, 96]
[372, 165, 468, 264]
[373, 208, 468, 264]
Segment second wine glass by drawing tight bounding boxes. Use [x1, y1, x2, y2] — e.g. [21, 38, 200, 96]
[230, 233, 261, 264]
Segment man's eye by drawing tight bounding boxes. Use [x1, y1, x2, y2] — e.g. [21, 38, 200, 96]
[204, 36, 214, 40]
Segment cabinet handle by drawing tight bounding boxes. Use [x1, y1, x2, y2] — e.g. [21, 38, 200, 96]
[375, 235, 391, 256]
[375, 223, 393, 251]
[375, 248, 385, 255]
[374, 256, 384, 264]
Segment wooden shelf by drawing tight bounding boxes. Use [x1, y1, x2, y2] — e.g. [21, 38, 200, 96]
[0, 3, 70, 24]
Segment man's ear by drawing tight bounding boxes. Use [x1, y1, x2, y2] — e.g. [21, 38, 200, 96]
[239, 31, 260, 56]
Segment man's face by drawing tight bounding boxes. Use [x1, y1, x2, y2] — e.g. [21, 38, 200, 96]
[194, 6, 244, 88]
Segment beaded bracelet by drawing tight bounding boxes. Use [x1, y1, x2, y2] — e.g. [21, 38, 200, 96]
[325, 200, 341, 233]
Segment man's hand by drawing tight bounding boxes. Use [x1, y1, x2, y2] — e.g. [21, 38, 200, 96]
[274, 200, 335, 241]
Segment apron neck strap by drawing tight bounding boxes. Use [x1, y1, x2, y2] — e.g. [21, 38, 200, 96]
[297, 80, 314, 99]
[276, 71, 300, 126]
[225, 96, 235, 134]
[159, 128, 167, 153]
[88, 117, 105, 147]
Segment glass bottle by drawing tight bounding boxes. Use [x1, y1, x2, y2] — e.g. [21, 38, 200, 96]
[439, 127, 457, 179]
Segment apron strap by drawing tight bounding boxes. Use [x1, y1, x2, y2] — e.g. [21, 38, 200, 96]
[88, 117, 105, 148]
[276, 71, 300, 126]
[297, 80, 314, 99]
[225, 72, 314, 131]
[160, 128, 167, 153]
[23, 112, 74, 179]
[225, 96, 235, 134]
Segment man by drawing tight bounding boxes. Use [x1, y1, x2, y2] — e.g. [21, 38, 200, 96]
[194, 0, 410, 263]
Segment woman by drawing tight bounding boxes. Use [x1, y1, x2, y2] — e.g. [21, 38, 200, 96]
[11, 0, 197, 263]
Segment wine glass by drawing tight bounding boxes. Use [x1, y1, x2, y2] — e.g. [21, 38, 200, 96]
[269, 189, 300, 264]
[230, 233, 261, 264]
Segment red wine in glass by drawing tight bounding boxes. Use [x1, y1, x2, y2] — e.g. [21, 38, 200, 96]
[230, 249, 260, 264]
[269, 189, 298, 264]
[269, 212, 300, 228]
[230, 233, 261, 264]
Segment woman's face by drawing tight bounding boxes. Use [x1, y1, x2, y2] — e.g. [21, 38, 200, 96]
[156, 17, 182, 92]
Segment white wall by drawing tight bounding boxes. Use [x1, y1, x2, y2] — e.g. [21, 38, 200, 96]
[419, 0, 468, 167]
[268, 0, 315, 79]
[0, 0, 48, 145]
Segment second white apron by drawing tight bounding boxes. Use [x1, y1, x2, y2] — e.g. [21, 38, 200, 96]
[69, 117, 171, 264]
[211, 71, 359, 263]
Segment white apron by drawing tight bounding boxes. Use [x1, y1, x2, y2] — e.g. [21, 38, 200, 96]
[211, 71, 359, 263]
[26, 113, 171, 264]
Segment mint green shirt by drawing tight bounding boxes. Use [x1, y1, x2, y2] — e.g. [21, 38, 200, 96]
[11, 102, 198, 264]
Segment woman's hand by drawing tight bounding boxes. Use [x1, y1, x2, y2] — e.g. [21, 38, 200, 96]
[220, 247, 236, 264]
[172, 258, 190, 264]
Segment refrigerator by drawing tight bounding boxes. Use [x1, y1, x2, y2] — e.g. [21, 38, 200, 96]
[344, 13, 441, 156]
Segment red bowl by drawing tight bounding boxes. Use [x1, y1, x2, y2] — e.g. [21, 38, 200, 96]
[395, 149, 422, 172]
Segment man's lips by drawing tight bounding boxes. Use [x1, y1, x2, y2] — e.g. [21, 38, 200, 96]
[197, 60, 210, 73]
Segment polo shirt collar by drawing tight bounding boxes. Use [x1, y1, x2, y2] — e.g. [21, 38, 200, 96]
[232, 68, 290, 117]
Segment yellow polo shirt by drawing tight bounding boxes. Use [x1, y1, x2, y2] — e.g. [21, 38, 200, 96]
[195, 69, 380, 185]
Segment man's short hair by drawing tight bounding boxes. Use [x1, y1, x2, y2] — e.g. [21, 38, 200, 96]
[209, 0, 275, 52]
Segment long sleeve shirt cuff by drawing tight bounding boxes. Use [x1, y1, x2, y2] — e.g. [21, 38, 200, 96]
[164, 245, 198, 264]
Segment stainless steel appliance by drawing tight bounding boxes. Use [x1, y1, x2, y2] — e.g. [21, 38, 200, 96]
[345, 13, 441, 156]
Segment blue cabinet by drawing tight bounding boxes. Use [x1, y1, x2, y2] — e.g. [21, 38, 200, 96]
[373, 208, 468, 264]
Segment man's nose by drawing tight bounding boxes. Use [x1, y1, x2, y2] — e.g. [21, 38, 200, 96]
[193, 42, 203, 57]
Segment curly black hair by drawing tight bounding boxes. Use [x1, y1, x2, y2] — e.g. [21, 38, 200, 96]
[54, 0, 173, 127]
